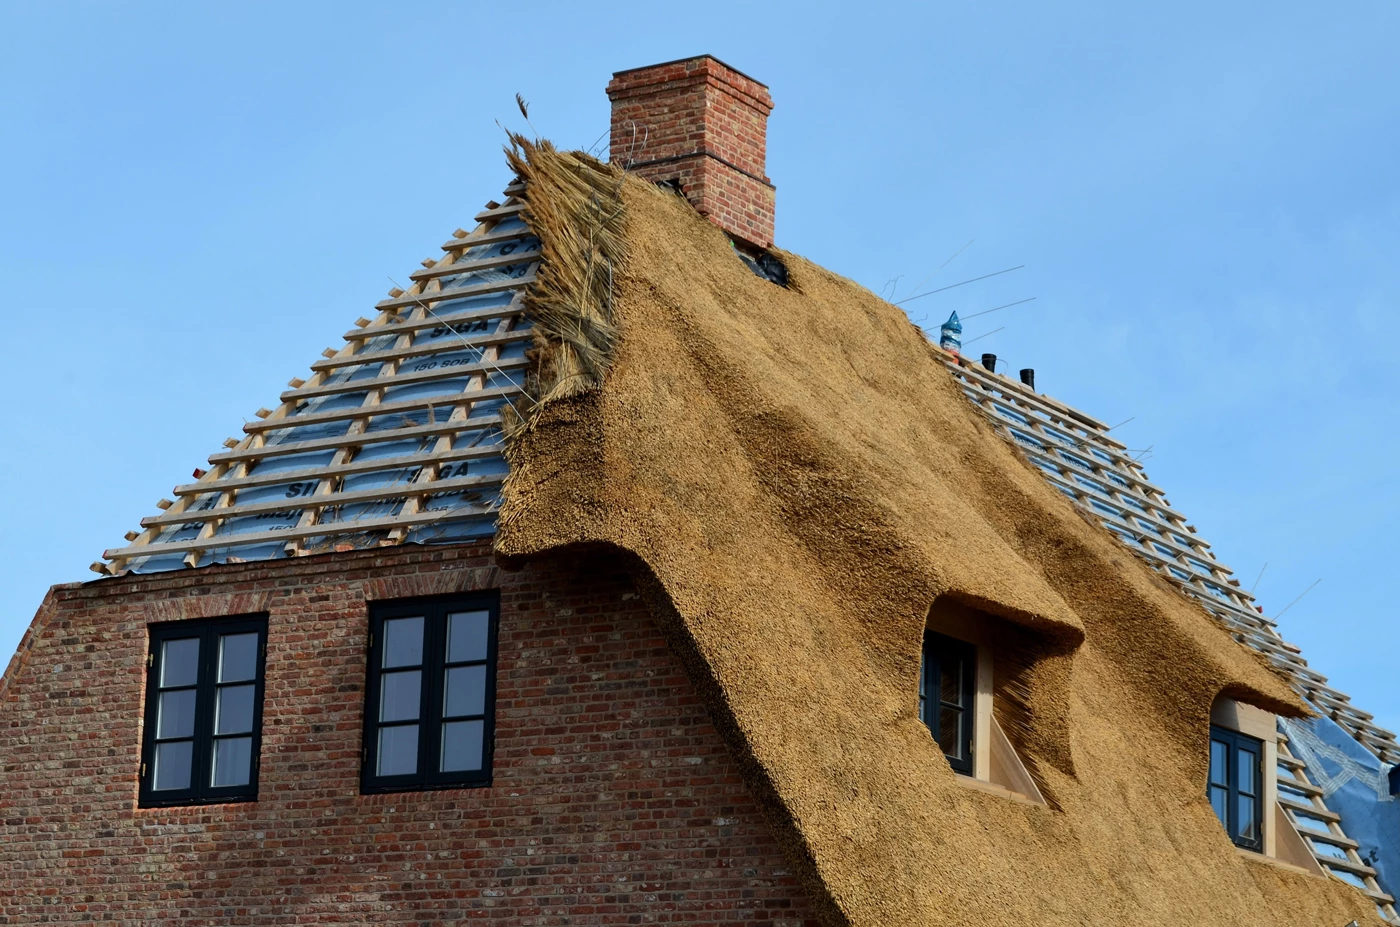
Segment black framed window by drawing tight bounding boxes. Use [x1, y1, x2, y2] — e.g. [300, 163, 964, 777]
[139, 615, 268, 807]
[362, 593, 499, 793]
[919, 631, 976, 775]
[1208, 725, 1263, 851]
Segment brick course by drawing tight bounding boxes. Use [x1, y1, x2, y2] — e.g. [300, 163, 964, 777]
[0, 544, 820, 925]
[608, 56, 777, 249]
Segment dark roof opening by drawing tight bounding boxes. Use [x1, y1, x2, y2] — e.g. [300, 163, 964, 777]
[731, 239, 788, 287]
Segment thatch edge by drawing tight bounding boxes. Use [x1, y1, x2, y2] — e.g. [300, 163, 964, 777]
[501, 135, 628, 438]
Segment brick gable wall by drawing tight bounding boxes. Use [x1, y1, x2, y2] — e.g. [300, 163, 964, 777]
[0, 545, 820, 926]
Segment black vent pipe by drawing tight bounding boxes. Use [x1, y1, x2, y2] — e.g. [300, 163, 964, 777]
[981, 353, 997, 373]
[1019, 368, 1035, 390]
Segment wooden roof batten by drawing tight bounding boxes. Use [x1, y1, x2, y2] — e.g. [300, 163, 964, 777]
[96, 180, 538, 576]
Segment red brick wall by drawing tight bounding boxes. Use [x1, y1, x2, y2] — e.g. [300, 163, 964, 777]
[608, 56, 777, 248]
[0, 544, 821, 926]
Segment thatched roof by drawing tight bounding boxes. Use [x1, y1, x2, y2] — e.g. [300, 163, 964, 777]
[496, 139, 1383, 926]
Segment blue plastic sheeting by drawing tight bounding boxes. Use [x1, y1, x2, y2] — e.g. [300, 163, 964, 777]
[1281, 714, 1400, 896]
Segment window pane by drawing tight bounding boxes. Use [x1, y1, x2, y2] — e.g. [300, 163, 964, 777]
[938, 652, 963, 706]
[937, 706, 963, 758]
[153, 740, 193, 791]
[441, 719, 484, 772]
[211, 736, 252, 787]
[1237, 748, 1256, 795]
[1210, 785, 1229, 825]
[156, 689, 197, 740]
[379, 670, 422, 723]
[218, 633, 259, 683]
[160, 638, 200, 688]
[444, 665, 487, 718]
[1209, 740, 1229, 786]
[383, 617, 424, 668]
[447, 611, 490, 663]
[377, 725, 419, 776]
[1237, 795, 1257, 841]
[215, 684, 256, 735]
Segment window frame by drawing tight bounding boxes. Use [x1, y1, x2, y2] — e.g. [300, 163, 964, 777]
[138, 614, 268, 808]
[361, 592, 500, 794]
[1208, 724, 1264, 852]
[919, 630, 977, 775]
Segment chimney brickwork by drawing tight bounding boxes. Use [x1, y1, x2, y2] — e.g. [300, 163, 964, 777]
[607, 56, 776, 249]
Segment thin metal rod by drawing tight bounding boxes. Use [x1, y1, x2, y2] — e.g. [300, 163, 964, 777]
[895, 265, 1025, 305]
[1273, 579, 1321, 620]
[1250, 563, 1268, 595]
[961, 296, 1037, 322]
[963, 327, 1004, 346]
[903, 238, 975, 299]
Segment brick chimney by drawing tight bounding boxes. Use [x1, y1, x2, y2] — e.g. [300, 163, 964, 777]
[607, 56, 776, 249]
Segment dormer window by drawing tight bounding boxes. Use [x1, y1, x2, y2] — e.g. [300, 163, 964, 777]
[919, 631, 975, 774]
[1209, 725, 1264, 852]
[916, 604, 1049, 805]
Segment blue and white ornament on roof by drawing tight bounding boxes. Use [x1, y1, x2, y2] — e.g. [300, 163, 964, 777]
[939, 311, 963, 355]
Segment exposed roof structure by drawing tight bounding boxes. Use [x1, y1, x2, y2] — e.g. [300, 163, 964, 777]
[97, 184, 538, 575]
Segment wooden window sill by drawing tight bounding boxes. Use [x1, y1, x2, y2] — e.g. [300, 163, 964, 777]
[954, 773, 1045, 807]
[1235, 847, 1324, 879]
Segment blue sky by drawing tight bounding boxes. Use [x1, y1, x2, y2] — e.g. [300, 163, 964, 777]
[2, 3, 1396, 732]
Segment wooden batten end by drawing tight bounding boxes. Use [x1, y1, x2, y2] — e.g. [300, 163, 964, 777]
[156, 498, 174, 510]
[484, 200, 501, 210]
[322, 348, 338, 359]
[89, 561, 111, 575]
[452, 228, 468, 239]
[255, 407, 273, 419]
[420, 258, 436, 268]
[287, 377, 306, 388]
[222, 437, 241, 449]
[192, 467, 207, 479]
[387, 287, 405, 298]
[124, 530, 140, 542]
[354, 317, 371, 328]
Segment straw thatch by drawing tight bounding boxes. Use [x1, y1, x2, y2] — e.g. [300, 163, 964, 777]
[496, 142, 1382, 926]
[502, 135, 627, 436]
